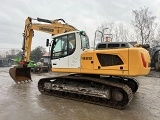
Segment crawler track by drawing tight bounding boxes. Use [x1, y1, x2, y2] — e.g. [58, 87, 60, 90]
[38, 74, 134, 109]
[100, 76, 139, 93]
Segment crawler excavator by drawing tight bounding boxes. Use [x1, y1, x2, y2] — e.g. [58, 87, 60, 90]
[9, 17, 151, 109]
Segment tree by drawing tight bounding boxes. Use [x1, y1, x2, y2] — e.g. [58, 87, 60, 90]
[30, 46, 46, 62]
[5, 49, 22, 59]
[151, 27, 160, 46]
[132, 7, 156, 45]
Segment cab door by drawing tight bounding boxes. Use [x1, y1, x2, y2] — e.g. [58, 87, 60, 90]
[51, 35, 69, 68]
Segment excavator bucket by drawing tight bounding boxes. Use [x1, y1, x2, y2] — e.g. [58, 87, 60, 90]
[9, 66, 32, 83]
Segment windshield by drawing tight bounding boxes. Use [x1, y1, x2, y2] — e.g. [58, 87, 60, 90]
[51, 33, 76, 59]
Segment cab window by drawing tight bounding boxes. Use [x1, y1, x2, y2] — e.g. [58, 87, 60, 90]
[81, 33, 90, 49]
[51, 33, 76, 59]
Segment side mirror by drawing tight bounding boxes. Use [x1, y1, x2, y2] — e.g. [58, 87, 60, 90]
[46, 39, 49, 47]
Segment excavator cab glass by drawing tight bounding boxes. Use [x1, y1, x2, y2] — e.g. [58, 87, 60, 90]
[80, 31, 90, 49]
[51, 33, 76, 59]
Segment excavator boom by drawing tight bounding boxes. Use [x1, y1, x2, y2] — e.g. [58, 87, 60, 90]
[9, 17, 77, 83]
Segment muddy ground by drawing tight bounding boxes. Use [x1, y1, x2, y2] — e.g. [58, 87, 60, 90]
[0, 67, 160, 120]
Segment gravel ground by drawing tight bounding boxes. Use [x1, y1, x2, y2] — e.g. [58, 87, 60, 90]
[0, 67, 160, 120]
[146, 70, 160, 78]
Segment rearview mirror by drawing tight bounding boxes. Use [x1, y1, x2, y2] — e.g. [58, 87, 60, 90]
[46, 39, 49, 47]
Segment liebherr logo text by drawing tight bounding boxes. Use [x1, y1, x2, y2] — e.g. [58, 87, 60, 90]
[39, 27, 54, 32]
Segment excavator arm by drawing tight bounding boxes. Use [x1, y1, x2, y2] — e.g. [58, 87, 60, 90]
[9, 17, 77, 83]
[22, 17, 77, 63]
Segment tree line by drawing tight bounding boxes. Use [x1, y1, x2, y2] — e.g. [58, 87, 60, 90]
[4, 46, 46, 62]
[95, 7, 159, 47]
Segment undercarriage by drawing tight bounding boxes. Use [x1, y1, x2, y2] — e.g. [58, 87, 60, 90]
[38, 74, 139, 109]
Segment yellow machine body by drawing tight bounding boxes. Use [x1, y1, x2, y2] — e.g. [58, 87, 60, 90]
[52, 47, 150, 76]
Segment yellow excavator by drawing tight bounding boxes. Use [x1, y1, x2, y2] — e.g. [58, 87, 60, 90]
[9, 17, 151, 109]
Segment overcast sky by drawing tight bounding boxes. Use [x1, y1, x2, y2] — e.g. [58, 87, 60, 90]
[0, 0, 160, 50]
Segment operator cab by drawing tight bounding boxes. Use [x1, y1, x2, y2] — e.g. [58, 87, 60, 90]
[50, 31, 89, 59]
[49, 31, 89, 68]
